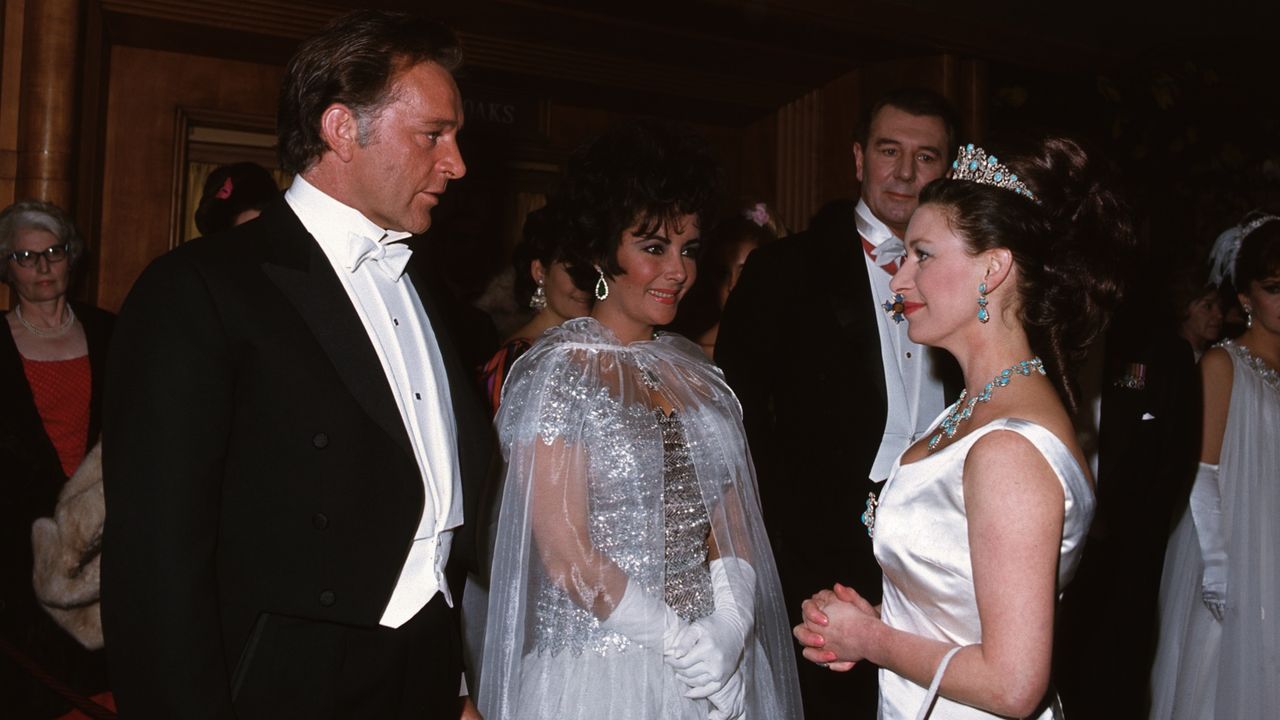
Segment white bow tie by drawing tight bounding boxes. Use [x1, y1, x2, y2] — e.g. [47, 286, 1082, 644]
[872, 236, 906, 267]
[853, 203, 905, 267]
[349, 232, 412, 281]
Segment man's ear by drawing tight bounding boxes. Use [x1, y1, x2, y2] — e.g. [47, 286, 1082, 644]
[983, 247, 1014, 291]
[852, 142, 865, 184]
[319, 103, 360, 163]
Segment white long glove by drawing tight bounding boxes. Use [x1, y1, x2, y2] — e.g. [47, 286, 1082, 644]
[707, 667, 746, 720]
[599, 578, 686, 652]
[1188, 462, 1227, 621]
[669, 557, 756, 701]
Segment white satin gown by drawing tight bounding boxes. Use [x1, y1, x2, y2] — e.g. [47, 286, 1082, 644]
[873, 417, 1095, 719]
[1150, 339, 1280, 719]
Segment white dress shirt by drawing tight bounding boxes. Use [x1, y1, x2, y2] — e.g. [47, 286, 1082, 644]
[285, 176, 462, 628]
[855, 199, 948, 482]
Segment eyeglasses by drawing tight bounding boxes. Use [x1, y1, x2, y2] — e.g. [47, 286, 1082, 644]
[6, 244, 70, 268]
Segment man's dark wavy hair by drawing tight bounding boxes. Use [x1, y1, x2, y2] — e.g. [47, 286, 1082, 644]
[855, 88, 960, 164]
[277, 10, 462, 175]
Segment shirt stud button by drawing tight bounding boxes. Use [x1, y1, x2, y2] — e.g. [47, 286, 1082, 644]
[312, 513, 329, 530]
[319, 590, 336, 607]
[312, 432, 329, 449]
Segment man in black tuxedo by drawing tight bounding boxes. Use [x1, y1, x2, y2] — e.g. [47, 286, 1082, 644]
[1054, 290, 1202, 718]
[716, 89, 959, 718]
[101, 11, 490, 718]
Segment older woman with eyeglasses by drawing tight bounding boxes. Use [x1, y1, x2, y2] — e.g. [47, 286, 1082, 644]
[1, 199, 114, 716]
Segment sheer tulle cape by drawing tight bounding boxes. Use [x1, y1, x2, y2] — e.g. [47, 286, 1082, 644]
[477, 318, 801, 720]
[1151, 340, 1280, 719]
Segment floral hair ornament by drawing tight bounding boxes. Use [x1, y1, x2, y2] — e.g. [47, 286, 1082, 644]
[215, 177, 234, 200]
[1208, 212, 1280, 287]
[744, 202, 770, 228]
[950, 144, 1037, 202]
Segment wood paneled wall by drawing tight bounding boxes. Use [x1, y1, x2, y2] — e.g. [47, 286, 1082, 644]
[773, 53, 989, 233]
[80, 46, 983, 312]
[95, 47, 282, 311]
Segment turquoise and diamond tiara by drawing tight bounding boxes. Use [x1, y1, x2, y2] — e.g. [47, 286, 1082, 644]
[950, 144, 1037, 202]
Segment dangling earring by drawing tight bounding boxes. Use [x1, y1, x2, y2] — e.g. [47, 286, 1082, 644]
[529, 282, 547, 310]
[1245, 305, 1253, 329]
[977, 282, 990, 323]
[594, 267, 609, 301]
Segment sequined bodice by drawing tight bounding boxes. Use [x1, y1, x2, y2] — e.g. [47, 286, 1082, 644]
[533, 403, 713, 655]
[659, 411, 715, 621]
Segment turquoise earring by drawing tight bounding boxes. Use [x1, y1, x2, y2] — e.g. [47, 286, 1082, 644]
[977, 282, 990, 323]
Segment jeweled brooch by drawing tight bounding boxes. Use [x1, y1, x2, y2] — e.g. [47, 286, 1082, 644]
[883, 293, 906, 324]
[860, 492, 878, 538]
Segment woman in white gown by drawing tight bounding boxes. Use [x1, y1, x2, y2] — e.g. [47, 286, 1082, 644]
[794, 137, 1135, 718]
[1150, 214, 1280, 719]
[477, 119, 802, 720]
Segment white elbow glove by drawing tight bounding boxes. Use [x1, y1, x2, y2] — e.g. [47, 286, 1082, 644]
[707, 666, 747, 720]
[1188, 462, 1227, 621]
[599, 579, 685, 653]
[669, 556, 756, 700]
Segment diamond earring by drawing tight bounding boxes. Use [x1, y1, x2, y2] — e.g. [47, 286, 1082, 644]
[529, 282, 547, 310]
[594, 268, 609, 301]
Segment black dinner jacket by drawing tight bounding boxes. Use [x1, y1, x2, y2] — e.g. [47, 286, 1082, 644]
[101, 199, 492, 716]
[1054, 309, 1201, 718]
[716, 203, 959, 719]
[716, 203, 958, 609]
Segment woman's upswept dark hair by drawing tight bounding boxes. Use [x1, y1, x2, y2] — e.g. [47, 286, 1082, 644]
[919, 136, 1136, 410]
[194, 162, 281, 236]
[552, 118, 722, 294]
[1233, 214, 1280, 293]
[510, 206, 571, 307]
[277, 10, 462, 175]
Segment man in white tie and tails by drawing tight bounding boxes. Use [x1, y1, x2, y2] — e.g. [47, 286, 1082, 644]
[101, 10, 492, 719]
[717, 88, 961, 719]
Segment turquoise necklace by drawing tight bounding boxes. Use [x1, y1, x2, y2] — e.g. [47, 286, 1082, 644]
[927, 357, 1045, 452]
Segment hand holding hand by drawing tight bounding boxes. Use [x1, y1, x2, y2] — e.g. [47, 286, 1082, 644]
[706, 667, 746, 720]
[669, 608, 748, 697]
[667, 558, 755, 697]
[794, 583, 878, 670]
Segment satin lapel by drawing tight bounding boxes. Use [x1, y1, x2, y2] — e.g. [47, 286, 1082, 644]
[817, 220, 889, 418]
[258, 204, 415, 461]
